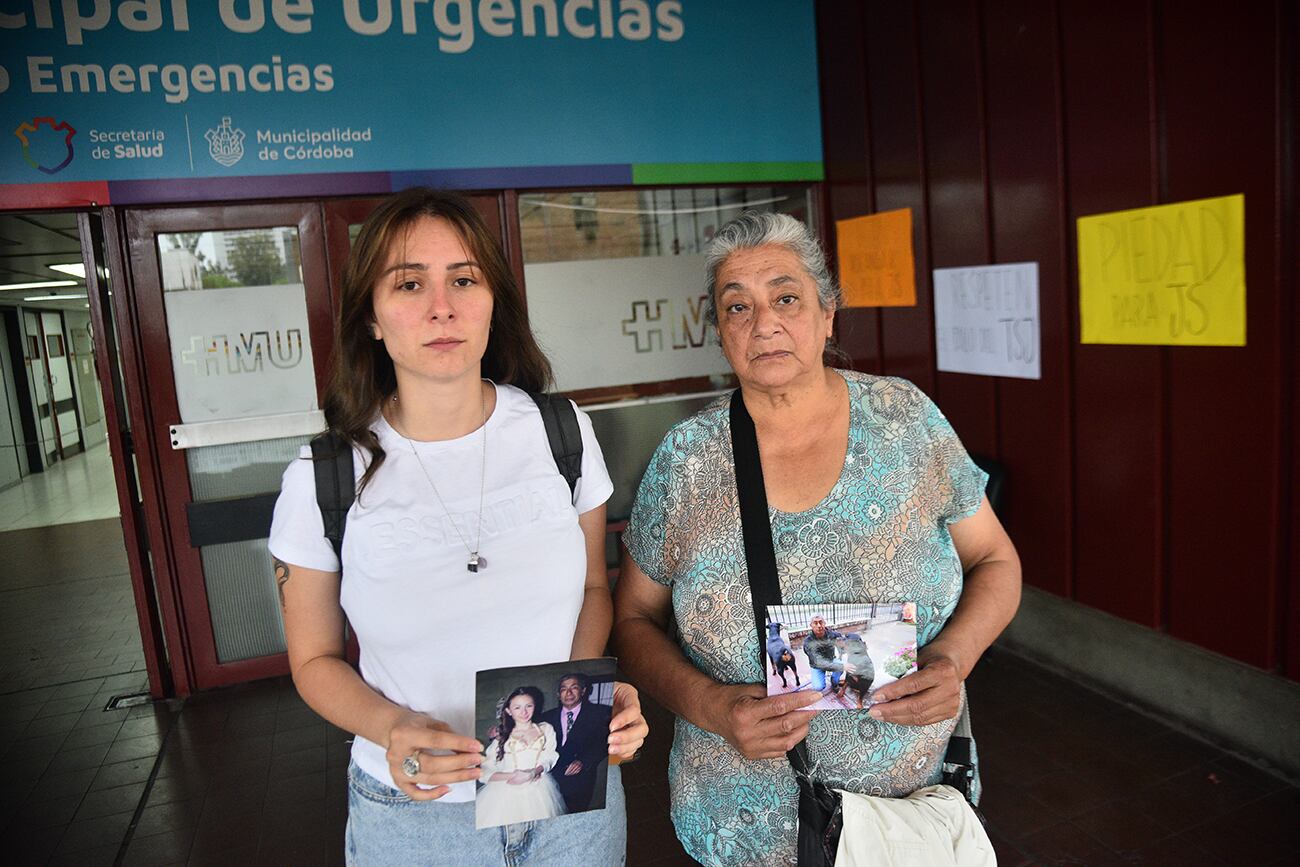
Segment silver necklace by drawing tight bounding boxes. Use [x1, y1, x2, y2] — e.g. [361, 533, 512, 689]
[393, 384, 488, 573]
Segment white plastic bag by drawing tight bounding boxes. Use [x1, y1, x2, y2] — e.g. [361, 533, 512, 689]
[835, 784, 996, 867]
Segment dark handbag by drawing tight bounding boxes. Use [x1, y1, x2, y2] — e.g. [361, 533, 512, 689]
[728, 390, 981, 866]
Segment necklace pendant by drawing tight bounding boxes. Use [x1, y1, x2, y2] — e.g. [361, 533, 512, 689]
[468, 553, 484, 573]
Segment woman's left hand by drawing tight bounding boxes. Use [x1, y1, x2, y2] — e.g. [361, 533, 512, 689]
[867, 649, 961, 726]
[608, 681, 649, 764]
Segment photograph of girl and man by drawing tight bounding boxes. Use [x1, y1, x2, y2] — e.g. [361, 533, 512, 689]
[474, 658, 617, 829]
[763, 603, 918, 712]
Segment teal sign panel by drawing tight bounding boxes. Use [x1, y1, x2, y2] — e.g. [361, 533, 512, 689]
[0, 1, 823, 205]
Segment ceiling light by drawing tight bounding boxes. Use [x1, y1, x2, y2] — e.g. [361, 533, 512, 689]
[0, 279, 78, 292]
[23, 293, 88, 302]
[48, 263, 86, 278]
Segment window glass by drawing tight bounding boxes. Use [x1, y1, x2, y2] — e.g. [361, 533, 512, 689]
[156, 227, 316, 664]
[518, 186, 816, 393]
[520, 187, 814, 264]
[157, 228, 315, 424]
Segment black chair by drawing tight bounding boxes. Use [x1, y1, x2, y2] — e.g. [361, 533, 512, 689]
[971, 454, 1006, 514]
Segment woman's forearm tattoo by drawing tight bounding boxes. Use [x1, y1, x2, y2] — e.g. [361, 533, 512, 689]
[274, 558, 290, 608]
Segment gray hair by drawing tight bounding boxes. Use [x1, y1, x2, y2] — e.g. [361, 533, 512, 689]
[703, 211, 843, 326]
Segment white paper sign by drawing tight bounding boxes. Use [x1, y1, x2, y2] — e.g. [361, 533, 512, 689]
[165, 284, 318, 423]
[524, 255, 733, 391]
[933, 263, 1041, 380]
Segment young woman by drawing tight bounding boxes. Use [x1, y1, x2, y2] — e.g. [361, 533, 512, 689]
[269, 188, 647, 865]
[476, 686, 567, 828]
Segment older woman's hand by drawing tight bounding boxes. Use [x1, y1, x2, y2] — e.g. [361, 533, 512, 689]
[608, 681, 649, 764]
[866, 649, 961, 726]
[706, 684, 822, 760]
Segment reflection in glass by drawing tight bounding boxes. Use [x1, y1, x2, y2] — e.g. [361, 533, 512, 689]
[159, 228, 303, 291]
[516, 186, 816, 504]
[186, 437, 310, 501]
[518, 186, 816, 264]
[516, 186, 815, 394]
[157, 228, 316, 425]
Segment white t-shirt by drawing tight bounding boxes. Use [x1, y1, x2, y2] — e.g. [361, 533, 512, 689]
[268, 383, 613, 801]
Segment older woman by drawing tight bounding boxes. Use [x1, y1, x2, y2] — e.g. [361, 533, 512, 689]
[613, 212, 1021, 866]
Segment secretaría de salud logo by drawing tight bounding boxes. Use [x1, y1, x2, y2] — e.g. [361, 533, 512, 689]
[14, 117, 77, 175]
[206, 117, 245, 167]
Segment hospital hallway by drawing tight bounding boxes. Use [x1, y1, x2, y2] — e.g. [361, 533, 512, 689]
[0, 443, 144, 695]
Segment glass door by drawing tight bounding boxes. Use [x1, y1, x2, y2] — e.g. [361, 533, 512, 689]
[128, 196, 506, 691]
[22, 310, 59, 465]
[79, 210, 173, 698]
[41, 310, 83, 456]
[126, 203, 335, 690]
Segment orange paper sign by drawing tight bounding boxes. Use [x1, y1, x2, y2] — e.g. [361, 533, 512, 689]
[835, 209, 917, 307]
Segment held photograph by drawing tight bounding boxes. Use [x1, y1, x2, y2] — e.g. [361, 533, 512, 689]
[474, 657, 617, 830]
[763, 603, 918, 711]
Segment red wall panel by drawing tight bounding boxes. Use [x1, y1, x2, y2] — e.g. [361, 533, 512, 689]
[1287, 0, 1300, 682]
[819, 0, 1295, 676]
[863, 1, 936, 395]
[1060, 0, 1166, 627]
[1161, 4, 1283, 668]
[915, 0, 998, 458]
[817, 1, 882, 372]
[981, 0, 1072, 597]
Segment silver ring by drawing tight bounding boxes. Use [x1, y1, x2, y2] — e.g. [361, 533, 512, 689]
[401, 752, 421, 778]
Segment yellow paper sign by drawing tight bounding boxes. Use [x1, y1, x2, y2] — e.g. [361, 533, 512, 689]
[835, 208, 916, 307]
[1077, 194, 1246, 345]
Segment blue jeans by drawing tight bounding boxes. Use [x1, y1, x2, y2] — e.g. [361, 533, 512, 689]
[345, 760, 626, 866]
[811, 668, 841, 691]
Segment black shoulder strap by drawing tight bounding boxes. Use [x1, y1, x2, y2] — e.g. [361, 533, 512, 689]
[310, 431, 354, 562]
[733, 391, 978, 819]
[731, 389, 832, 858]
[730, 390, 782, 639]
[529, 391, 582, 502]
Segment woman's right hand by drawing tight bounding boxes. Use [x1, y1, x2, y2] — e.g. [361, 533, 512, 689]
[385, 711, 484, 800]
[704, 684, 821, 760]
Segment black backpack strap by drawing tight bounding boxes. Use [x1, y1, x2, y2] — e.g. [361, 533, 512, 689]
[310, 432, 355, 563]
[529, 391, 583, 503]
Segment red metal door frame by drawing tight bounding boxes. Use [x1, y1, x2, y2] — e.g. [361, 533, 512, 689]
[123, 202, 335, 692]
[79, 211, 174, 698]
[120, 195, 510, 693]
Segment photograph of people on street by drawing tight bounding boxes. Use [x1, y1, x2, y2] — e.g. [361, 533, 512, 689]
[763, 603, 918, 711]
[474, 657, 617, 829]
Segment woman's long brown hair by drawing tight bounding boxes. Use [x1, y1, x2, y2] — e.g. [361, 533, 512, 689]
[495, 685, 545, 762]
[323, 188, 553, 493]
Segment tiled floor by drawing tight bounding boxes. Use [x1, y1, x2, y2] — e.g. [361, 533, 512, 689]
[0, 518, 143, 694]
[3, 513, 1297, 865]
[4, 647, 1297, 866]
[0, 443, 120, 532]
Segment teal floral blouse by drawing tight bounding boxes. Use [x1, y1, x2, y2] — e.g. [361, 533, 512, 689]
[623, 372, 987, 867]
